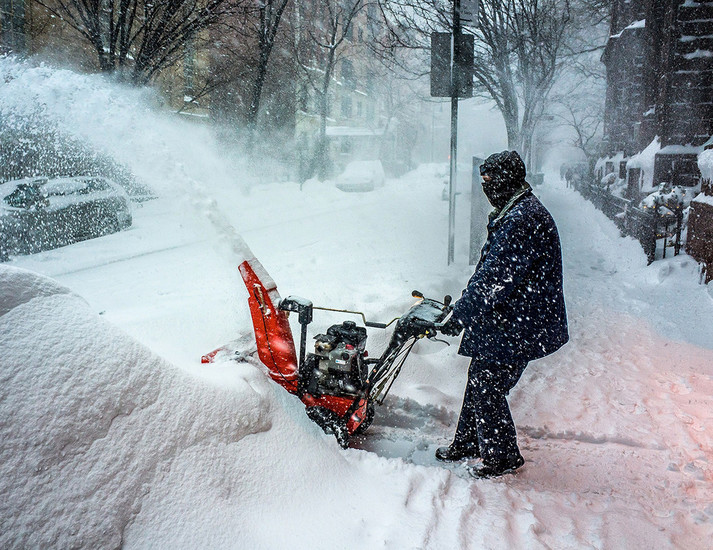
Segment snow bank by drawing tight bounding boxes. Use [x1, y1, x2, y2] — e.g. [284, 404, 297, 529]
[627, 137, 661, 193]
[0, 265, 275, 548]
[0, 266, 475, 550]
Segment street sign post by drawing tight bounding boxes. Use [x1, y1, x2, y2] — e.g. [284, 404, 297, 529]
[430, 1, 474, 264]
[430, 33, 451, 98]
[460, 0, 479, 26]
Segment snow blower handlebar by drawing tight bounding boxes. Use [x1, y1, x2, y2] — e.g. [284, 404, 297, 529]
[278, 292, 454, 373]
[309, 306, 399, 330]
[367, 294, 454, 404]
[281, 291, 452, 332]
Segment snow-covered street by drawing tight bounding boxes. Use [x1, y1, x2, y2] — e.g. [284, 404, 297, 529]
[2, 60, 713, 549]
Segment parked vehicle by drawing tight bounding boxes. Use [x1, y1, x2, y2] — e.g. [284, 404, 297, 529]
[335, 160, 385, 192]
[0, 176, 132, 258]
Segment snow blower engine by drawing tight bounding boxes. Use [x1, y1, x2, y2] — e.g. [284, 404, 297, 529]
[202, 258, 453, 448]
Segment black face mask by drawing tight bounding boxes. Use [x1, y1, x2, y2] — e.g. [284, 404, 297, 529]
[481, 174, 511, 209]
[480, 151, 526, 209]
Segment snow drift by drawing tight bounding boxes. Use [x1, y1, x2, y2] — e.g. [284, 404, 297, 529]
[0, 265, 276, 547]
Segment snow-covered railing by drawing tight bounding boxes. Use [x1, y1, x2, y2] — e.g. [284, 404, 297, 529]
[578, 176, 685, 264]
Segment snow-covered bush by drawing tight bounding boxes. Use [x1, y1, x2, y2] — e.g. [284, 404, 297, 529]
[597, 171, 627, 198]
[640, 182, 684, 211]
[600, 172, 617, 187]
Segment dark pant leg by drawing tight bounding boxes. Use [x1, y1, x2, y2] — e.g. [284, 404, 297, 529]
[452, 363, 482, 453]
[455, 359, 527, 463]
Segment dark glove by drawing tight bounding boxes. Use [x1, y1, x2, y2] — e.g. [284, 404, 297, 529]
[439, 316, 464, 337]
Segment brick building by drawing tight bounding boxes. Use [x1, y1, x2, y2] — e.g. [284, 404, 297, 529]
[599, 0, 713, 197]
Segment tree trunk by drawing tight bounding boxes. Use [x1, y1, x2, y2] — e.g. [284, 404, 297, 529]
[504, 113, 520, 151]
[313, 86, 330, 179]
[311, 47, 336, 180]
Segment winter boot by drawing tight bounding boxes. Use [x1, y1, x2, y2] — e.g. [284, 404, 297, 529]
[469, 454, 524, 478]
[435, 443, 480, 462]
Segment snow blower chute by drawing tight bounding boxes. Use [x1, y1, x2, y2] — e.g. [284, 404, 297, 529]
[203, 258, 453, 447]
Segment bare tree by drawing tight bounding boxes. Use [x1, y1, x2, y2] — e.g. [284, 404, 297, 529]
[34, 0, 238, 84]
[554, 87, 603, 164]
[378, 0, 571, 165]
[575, 0, 610, 25]
[509, 0, 572, 166]
[292, 0, 367, 179]
[238, 0, 292, 130]
[206, 0, 294, 149]
[547, 0, 609, 166]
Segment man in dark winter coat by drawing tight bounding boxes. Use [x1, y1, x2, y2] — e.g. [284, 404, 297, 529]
[437, 150, 568, 478]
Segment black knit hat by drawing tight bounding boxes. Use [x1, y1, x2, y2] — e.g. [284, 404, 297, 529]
[481, 150, 527, 183]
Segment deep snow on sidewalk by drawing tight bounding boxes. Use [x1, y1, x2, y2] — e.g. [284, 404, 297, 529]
[2, 58, 713, 549]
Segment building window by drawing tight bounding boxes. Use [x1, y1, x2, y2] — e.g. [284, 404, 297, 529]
[344, 21, 354, 41]
[341, 95, 353, 118]
[367, 3, 379, 36]
[365, 70, 375, 95]
[341, 59, 355, 90]
[342, 1, 355, 41]
[366, 103, 374, 122]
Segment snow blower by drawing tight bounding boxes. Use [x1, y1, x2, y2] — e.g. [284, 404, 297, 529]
[202, 258, 452, 447]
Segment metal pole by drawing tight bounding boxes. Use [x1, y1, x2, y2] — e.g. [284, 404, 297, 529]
[448, 0, 461, 265]
[431, 103, 435, 163]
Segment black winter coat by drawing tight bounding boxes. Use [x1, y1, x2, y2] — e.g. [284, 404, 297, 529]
[452, 191, 568, 361]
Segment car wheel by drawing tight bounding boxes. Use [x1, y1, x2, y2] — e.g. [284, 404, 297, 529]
[98, 215, 121, 237]
[120, 213, 132, 230]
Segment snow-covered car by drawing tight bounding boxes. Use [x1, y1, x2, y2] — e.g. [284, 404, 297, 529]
[335, 160, 386, 192]
[0, 176, 132, 258]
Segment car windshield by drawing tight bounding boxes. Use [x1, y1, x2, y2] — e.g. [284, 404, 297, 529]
[3, 184, 46, 208]
[84, 178, 111, 192]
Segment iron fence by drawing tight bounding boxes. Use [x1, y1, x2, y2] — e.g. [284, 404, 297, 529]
[580, 182, 683, 264]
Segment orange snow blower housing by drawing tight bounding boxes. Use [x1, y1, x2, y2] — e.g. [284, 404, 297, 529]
[203, 257, 453, 447]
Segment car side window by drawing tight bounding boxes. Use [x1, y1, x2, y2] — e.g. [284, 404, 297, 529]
[44, 180, 88, 196]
